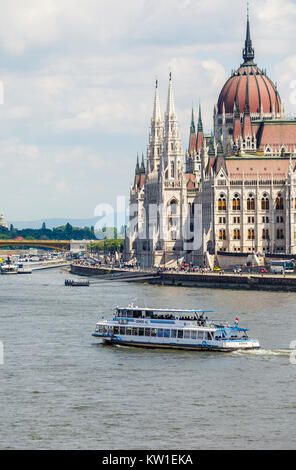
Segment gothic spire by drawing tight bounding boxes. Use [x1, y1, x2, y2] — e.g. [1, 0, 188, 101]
[208, 134, 216, 157]
[190, 107, 195, 134]
[152, 79, 162, 122]
[135, 154, 140, 175]
[197, 103, 203, 132]
[242, 4, 255, 64]
[166, 72, 176, 117]
[140, 153, 146, 174]
[188, 106, 196, 153]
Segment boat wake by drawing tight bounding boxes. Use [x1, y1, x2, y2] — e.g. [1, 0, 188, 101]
[233, 348, 292, 357]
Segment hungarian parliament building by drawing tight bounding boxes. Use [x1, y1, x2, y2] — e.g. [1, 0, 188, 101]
[125, 16, 296, 267]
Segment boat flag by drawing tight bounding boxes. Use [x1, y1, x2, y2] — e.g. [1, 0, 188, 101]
[235, 317, 239, 325]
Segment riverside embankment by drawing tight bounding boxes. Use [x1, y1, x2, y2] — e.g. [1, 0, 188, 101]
[70, 263, 296, 292]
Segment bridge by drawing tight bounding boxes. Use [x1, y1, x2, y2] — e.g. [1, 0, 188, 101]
[0, 239, 71, 250]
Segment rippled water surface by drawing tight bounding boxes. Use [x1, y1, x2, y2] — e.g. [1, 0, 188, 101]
[1, 269, 296, 449]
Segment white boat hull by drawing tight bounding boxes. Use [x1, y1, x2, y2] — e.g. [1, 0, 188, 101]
[92, 334, 260, 352]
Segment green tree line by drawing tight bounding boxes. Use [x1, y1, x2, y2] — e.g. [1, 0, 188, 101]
[0, 222, 96, 241]
[88, 239, 124, 253]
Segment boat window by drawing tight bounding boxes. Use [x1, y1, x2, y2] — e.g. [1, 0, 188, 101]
[139, 328, 144, 336]
[170, 330, 177, 338]
[132, 327, 138, 335]
[191, 331, 197, 340]
[177, 330, 183, 339]
[126, 327, 132, 335]
[184, 330, 190, 339]
[151, 328, 157, 337]
[207, 332, 213, 340]
[127, 310, 133, 318]
[145, 328, 151, 336]
[114, 326, 119, 334]
[145, 311, 153, 318]
[99, 326, 103, 333]
[157, 329, 164, 338]
[121, 310, 127, 317]
[164, 329, 170, 338]
[120, 326, 125, 335]
[197, 331, 204, 339]
[108, 326, 114, 334]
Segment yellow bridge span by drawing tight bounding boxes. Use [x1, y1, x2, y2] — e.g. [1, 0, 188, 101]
[0, 240, 71, 250]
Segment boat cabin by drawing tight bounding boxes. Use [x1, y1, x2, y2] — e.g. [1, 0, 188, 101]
[115, 307, 215, 323]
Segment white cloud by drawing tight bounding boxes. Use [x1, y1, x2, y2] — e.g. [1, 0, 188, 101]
[0, 0, 295, 220]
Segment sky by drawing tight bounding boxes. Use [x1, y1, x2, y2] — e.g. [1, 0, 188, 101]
[1, 0, 296, 222]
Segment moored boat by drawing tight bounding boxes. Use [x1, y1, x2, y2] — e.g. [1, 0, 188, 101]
[92, 306, 260, 352]
[1, 263, 19, 274]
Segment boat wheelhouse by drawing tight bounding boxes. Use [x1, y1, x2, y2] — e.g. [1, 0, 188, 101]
[92, 306, 260, 352]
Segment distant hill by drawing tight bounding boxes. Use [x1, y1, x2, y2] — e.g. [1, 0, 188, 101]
[8, 217, 101, 230]
[8, 213, 128, 232]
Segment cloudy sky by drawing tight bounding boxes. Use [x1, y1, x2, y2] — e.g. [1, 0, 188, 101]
[1, 0, 296, 222]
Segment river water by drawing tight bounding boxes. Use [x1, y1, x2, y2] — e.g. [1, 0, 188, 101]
[0, 269, 295, 450]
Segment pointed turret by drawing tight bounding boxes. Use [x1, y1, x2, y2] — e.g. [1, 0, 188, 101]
[163, 73, 183, 180]
[196, 104, 204, 153]
[208, 134, 216, 157]
[147, 80, 164, 175]
[188, 107, 196, 154]
[197, 103, 203, 132]
[242, 5, 255, 64]
[140, 153, 146, 174]
[135, 154, 140, 175]
[166, 72, 176, 118]
[152, 79, 162, 123]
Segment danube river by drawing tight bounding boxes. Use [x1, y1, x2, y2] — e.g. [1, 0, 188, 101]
[0, 269, 295, 449]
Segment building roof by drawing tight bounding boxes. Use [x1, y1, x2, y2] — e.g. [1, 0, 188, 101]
[185, 173, 196, 190]
[256, 120, 296, 149]
[225, 157, 292, 179]
[217, 14, 281, 115]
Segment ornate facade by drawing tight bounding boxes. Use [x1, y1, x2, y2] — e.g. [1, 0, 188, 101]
[125, 15, 296, 267]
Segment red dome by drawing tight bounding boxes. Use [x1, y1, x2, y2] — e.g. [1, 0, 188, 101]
[217, 64, 281, 115]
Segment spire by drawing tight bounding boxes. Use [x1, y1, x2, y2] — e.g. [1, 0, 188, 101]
[242, 3, 255, 64]
[197, 103, 203, 132]
[190, 107, 195, 134]
[152, 79, 161, 122]
[188, 107, 196, 153]
[166, 72, 176, 117]
[140, 153, 146, 174]
[208, 134, 216, 157]
[196, 103, 204, 153]
[135, 154, 140, 175]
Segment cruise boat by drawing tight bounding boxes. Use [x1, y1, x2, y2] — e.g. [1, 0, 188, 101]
[1, 263, 19, 274]
[92, 306, 260, 352]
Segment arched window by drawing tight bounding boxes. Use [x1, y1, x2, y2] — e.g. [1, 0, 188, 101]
[261, 194, 269, 211]
[275, 193, 284, 210]
[277, 229, 284, 240]
[169, 198, 178, 215]
[219, 229, 226, 240]
[218, 194, 226, 212]
[233, 229, 241, 240]
[247, 194, 255, 211]
[248, 229, 255, 240]
[232, 194, 240, 211]
[170, 161, 175, 178]
[262, 229, 269, 240]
